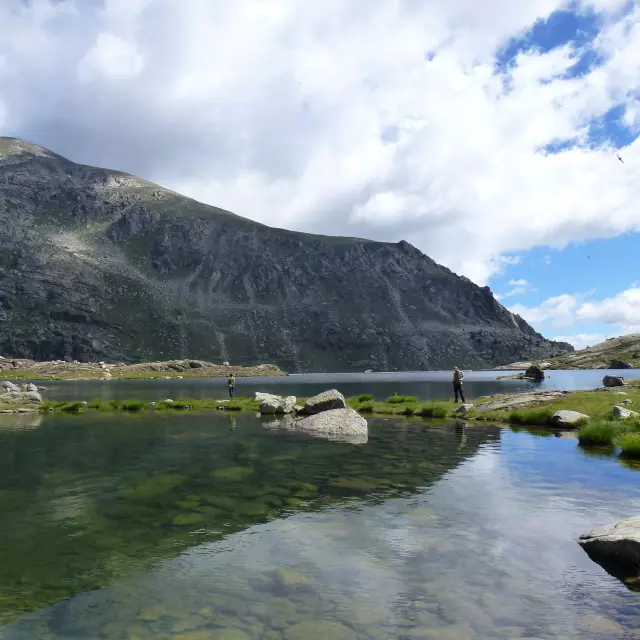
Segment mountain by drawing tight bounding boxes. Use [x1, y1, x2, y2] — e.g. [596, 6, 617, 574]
[0, 137, 572, 372]
[535, 334, 640, 370]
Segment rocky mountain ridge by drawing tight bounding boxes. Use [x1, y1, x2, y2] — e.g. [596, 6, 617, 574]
[0, 137, 572, 372]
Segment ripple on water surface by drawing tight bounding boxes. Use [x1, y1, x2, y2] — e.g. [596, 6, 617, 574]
[0, 411, 638, 639]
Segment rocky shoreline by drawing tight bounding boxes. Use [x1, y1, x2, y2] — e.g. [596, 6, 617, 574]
[0, 358, 285, 381]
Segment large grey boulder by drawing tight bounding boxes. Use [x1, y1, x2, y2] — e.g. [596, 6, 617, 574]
[303, 389, 346, 415]
[455, 403, 473, 415]
[254, 392, 282, 404]
[524, 364, 545, 381]
[295, 407, 367, 439]
[613, 405, 639, 419]
[1, 381, 21, 393]
[603, 375, 625, 388]
[259, 394, 297, 415]
[0, 390, 43, 405]
[578, 517, 640, 586]
[551, 410, 590, 428]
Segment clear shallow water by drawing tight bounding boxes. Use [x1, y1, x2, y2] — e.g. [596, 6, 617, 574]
[0, 411, 639, 639]
[38, 368, 640, 404]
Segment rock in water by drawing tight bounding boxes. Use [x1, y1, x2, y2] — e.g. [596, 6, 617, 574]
[279, 396, 296, 414]
[260, 398, 279, 415]
[610, 360, 633, 369]
[613, 405, 638, 419]
[254, 392, 282, 404]
[295, 408, 368, 438]
[524, 364, 545, 381]
[303, 389, 346, 415]
[578, 517, 640, 586]
[259, 394, 297, 414]
[551, 410, 590, 428]
[603, 375, 625, 387]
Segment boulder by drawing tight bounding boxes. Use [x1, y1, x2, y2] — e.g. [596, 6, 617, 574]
[26, 383, 39, 392]
[278, 396, 297, 414]
[1, 381, 21, 393]
[254, 392, 281, 404]
[603, 375, 625, 388]
[295, 407, 368, 440]
[524, 364, 545, 381]
[303, 389, 346, 415]
[455, 403, 473, 415]
[610, 360, 633, 369]
[621, 399, 633, 405]
[0, 391, 42, 405]
[259, 394, 297, 414]
[260, 398, 279, 415]
[188, 360, 204, 368]
[613, 405, 638, 419]
[551, 410, 590, 428]
[578, 517, 640, 585]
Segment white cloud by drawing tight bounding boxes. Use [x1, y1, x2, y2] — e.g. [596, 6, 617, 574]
[509, 279, 529, 287]
[497, 278, 535, 298]
[551, 333, 607, 349]
[0, 1, 639, 283]
[509, 285, 640, 342]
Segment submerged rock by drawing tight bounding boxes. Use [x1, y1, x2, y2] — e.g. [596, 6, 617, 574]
[285, 620, 357, 640]
[551, 410, 590, 428]
[603, 375, 625, 387]
[613, 405, 639, 419]
[295, 407, 367, 438]
[302, 389, 346, 415]
[578, 516, 640, 587]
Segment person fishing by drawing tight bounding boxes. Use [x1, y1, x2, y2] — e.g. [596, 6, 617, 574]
[227, 373, 236, 398]
[453, 366, 465, 403]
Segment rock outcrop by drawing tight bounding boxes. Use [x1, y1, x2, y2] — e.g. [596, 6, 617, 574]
[579, 517, 640, 588]
[0, 389, 42, 405]
[524, 364, 545, 381]
[259, 395, 297, 415]
[0, 137, 572, 372]
[603, 376, 625, 388]
[611, 360, 633, 369]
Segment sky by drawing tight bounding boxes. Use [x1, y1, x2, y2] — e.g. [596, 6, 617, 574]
[1, 0, 640, 349]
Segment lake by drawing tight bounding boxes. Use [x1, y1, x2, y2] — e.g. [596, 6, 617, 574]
[0, 403, 639, 638]
[38, 368, 640, 404]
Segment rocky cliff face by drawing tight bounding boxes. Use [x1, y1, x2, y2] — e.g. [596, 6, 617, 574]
[0, 137, 572, 371]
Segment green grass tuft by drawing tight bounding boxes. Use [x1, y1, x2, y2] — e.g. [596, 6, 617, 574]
[416, 405, 447, 418]
[578, 420, 618, 446]
[356, 401, 374, 413]
[508, 409, 555, 426]
[387, 394, 419, 404]
[357, 394, 374, 402]
[121, 399, 147, 412]
[60, 401, 85, 413]
[618, 433, 640, 458]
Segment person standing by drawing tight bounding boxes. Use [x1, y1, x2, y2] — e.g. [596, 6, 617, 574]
[227, 373, 236, 398]
[453, 366, 465, 403]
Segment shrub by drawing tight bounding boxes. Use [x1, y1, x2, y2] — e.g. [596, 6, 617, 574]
[108, 399, 121, 410]
[402, 405, 418, 416]
[60, 401, 85, 413]
[358, 394, 374, 402]
[121, 399, 147, 412]
[508, 409, 554, 426]
[617, 433, 640, 458]
[40, 402, 55, 413]
[87, 398, 105, 409]
[356, 402, 374, 413]
[416, 405, 447, 419]
[578, 421, 618, 447]
[172, 398, 201, 410]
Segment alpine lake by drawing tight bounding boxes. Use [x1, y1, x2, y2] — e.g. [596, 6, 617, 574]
[1, 371, 639, 640]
